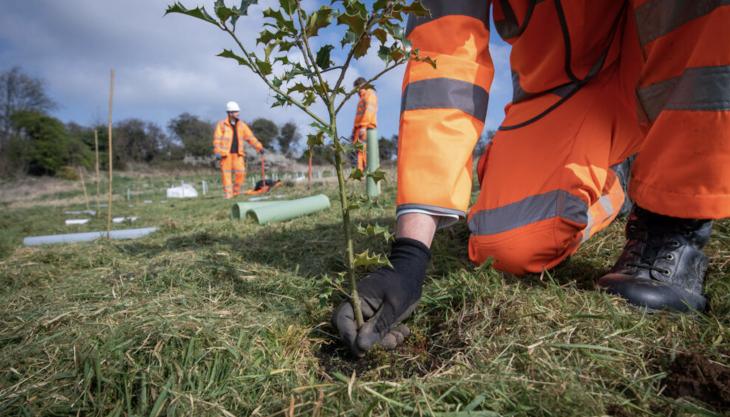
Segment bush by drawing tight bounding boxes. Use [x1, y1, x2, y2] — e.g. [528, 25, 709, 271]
[10, 111, 91, 176]
[57, 166, 80, 181]
[0, 136, 31, 177]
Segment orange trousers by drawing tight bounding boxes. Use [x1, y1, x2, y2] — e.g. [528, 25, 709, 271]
[468, 66, 637, 274]
[397, 2, 730, 275]
[353, 128, 367, 171]
[220, 154, 245, 199]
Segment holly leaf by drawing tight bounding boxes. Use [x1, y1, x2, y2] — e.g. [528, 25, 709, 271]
[316, 45, 335, 69]
[402, 1, 430, 16]
[306, 6, 334, 37]
[373, 0, 390, 11]
[337, 8, 367, 37]
[366, 168, 387, 184]
[307, 131, 325, 148]
[341, 31, 358, 47]
[349, 168, 364, 181]
[280, 0, 296, 15]
[353, 250, 391, 268]
[165, 3, 217, 25]
[263, 8, 295, 33]
[372, 28, 388, 44]
[256, 59, 272, 76]
[218, 49, 249, 67]
[378, 44, 392, 63]
[353, 34, 371, 58]
[238, 0, 259, 15]
[287, 82, 308, 94]
[257, 30, 278, 45]
[356, 223, 394, 241]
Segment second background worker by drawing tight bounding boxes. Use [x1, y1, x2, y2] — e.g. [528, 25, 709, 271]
[213, 101, 264, 199]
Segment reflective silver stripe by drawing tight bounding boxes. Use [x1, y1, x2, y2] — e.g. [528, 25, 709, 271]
[396, 204, 466, 218]
[582, 195, 614, 242]
[582, 212, 594, 242]
[598, 195, 614, 217]
[635, 0, 730, 45]
[406, 0, 488, 37]
[468, 190, 588, 236]
[638, 65, 730, 121]
[401, 78, 489, 121]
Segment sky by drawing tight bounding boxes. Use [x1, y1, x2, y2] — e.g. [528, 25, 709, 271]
[0, 0, 513, 140]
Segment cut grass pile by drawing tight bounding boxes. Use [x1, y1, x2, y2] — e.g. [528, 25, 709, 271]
[0, 173, 728, 416]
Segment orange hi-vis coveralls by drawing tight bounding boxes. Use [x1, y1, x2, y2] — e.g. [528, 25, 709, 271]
[398, 0, 730, 275]
[213, 118, 263, 198]
[353, 88, 378, 171]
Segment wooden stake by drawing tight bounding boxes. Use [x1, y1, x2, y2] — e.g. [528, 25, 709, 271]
[308, 152, 313, 189]
[78, 167, 90, 210]
[107, 69, 115, 237]
[94, 129, 100, 215]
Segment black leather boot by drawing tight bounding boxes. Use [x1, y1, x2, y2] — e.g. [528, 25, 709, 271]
[597, 206, 712, 312]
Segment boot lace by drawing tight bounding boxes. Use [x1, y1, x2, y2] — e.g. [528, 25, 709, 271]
[624, 223, 685, 277]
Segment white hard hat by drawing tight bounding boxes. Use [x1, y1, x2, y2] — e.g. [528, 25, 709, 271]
[226, 101, 240, 112]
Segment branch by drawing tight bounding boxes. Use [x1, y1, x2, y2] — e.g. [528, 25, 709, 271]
[330, 13, 377, 104]
[330, 0, 400, 104]
[220, 25, 328, 127]
[294, 1, 330, 106]
[320, 65, 344, 74]
[335, 58, 405, 115]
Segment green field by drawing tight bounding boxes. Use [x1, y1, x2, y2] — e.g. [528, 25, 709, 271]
[1, 172, 728, 416]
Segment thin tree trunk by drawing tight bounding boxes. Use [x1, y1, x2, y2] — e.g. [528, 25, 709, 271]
[94, 129, 100, 215]
[328, 108, 363, 328]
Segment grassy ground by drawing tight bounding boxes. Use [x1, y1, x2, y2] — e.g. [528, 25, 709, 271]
[0, 172, 728, 416]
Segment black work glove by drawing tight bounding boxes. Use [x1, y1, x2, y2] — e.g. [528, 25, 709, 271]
[258, 148, 265, 155]
[333, 238, 431, 357]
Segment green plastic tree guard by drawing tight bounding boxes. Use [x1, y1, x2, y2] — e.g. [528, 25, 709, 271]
[366, 128, 380, 199]
[231, 200, 284, 219]
[245, 194, 330, 224]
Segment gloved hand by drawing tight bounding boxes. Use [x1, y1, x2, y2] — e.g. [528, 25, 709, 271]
[259, 148, 265, 155]
[333, 238, 431, 357]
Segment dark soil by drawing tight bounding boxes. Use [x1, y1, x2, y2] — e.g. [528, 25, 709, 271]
[315, 339, 377, 377]
[662, 352, 730, 410]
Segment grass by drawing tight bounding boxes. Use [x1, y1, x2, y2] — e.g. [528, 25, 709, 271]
[0, 171, 728, 416]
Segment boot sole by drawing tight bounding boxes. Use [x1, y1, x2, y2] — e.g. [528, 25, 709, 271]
[597, 274, 707, 313]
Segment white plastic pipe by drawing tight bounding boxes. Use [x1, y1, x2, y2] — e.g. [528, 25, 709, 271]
[23, 227, 158, 246]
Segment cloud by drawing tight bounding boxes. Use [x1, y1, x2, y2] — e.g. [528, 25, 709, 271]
[0, 0, 513, 138]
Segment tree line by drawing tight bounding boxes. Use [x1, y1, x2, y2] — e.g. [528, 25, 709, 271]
[0, 67, 399, 178]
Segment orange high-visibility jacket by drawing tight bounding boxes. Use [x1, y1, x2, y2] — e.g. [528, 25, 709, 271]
[397, 0, 730, 221]
[353, 88, 377, 134]
[213, 118, 263, 158]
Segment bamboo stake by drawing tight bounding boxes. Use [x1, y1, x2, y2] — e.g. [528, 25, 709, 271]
[78, 167, 90, 210]
[107, 69, 115, 237]
[94, 129, 100, 215]
[308, 152, 313, 189]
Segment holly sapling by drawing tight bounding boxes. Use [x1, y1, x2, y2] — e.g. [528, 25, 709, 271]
[166, 0, 431, 328]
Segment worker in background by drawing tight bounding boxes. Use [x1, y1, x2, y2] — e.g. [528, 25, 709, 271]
[352, 78, 378, 171]
[213, 101, 264, 199]
[335, 1, 730, 356]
